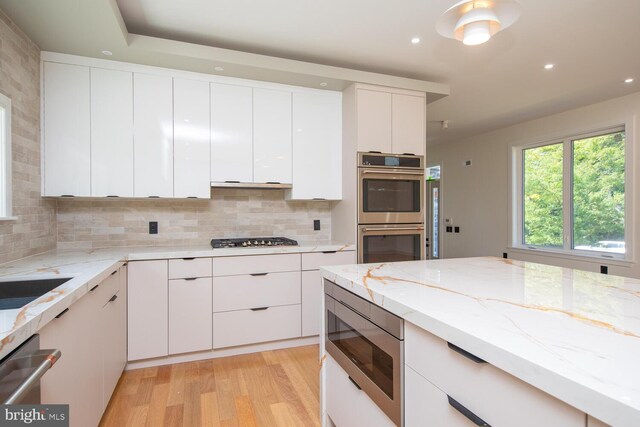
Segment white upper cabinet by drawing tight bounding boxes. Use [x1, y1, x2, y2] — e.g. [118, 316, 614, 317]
[210, 83, 253, 183]
[90, 68, 134, 197]
[253, 88, 292, 184]
[286, 91, 342, 200]
[173, 78, 211, 198]
[355, 85, 426, 156]
[133, 73, 174, 198]
[391, 93, 426, 156]
[356, 89, 392, 154]
[43, 62, 91, 196]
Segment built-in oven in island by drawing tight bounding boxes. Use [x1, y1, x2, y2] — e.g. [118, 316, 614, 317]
[358, 152, 424, 225]
[324, 279, 404, 426]
[358, 224, 425, 264]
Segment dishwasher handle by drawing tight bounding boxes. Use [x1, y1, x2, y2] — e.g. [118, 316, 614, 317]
[3, 349, 61, 405]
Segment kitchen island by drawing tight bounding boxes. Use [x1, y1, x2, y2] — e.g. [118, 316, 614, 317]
[320, 257, 640, 427]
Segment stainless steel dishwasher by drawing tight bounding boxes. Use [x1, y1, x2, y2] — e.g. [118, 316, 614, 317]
[0, 334, 61, 404]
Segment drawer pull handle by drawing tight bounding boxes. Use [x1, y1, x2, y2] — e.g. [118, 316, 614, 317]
[184, 277, 198, 281]
[55, 308, 69, 319]
[109, 294, 118, 302]
[89, 284, 99, 292]
[348, 376, 362, 390]
[250, 273, 268, 277]
[111, 270, 118, 276]
[322, 251, 337, 254]
[447, 342, 486, 364]
[447, 395, 490, 426]
[182, 257, 195, 261]
[250, 307, 269, 311]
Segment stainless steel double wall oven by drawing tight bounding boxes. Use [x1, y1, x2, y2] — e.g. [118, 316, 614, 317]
[357, 152, 425, 263]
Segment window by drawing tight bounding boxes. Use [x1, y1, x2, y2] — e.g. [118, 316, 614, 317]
[0, 92, 11, 219]
[514, 127, 630, 260]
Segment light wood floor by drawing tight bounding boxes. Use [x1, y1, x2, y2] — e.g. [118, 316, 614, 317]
[100, 345, 321, 427]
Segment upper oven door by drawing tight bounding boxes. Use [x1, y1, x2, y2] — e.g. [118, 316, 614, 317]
[358, 168, 425, 224]
[358, 224, 425, 264]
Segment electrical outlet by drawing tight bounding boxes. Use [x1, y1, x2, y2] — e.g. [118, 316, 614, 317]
[503, 252, 508, 259]
[600, 265, 608, 275]
[313, 220, 321, 231]
[149, 221, 158, 235]
[454, 226, 460, 233]
[446, 226, 453, 233]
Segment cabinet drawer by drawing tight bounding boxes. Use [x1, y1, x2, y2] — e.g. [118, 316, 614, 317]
[169, 257, 212, 279]
[301, 251, 355, 271]
[212, 304, 301, 348]
[212, 271, 300, 312]
[212, 254, 300, 276]
[406, 365, 481, 427]
[91, 268, 120, 306]
[405, 322, 585, 427]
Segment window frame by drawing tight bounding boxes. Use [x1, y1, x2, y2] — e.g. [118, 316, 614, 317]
[510, 121, 635, 263]
[0, 92, 12, 220]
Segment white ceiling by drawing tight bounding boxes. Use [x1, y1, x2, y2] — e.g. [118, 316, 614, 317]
[2, 0, 640, 145]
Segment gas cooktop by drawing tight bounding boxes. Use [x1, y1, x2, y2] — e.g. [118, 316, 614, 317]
[211, 237, 299, 249]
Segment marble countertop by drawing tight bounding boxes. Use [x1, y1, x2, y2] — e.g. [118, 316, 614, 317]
[320, 257, 640, 426]
[0, 241, 354, 360]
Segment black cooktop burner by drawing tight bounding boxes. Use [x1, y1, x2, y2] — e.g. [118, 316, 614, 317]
[211, 237, 299, 249]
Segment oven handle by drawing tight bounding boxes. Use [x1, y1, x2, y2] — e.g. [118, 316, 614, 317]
[361, 227, 424, 232]
[361, 169, 424, 176]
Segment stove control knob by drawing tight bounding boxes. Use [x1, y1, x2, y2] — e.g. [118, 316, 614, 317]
[267, 241, 272, 246]
[260, 240, 266, 245]
[253, 240, 259, 245]
[242, 242, 248, 247]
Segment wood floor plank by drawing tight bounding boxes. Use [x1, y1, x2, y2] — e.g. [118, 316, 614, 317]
[101, 345, 321, 427]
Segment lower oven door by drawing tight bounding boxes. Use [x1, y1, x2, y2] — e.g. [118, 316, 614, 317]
[325, 294, 403, 426]
[358, 224, 425, 264]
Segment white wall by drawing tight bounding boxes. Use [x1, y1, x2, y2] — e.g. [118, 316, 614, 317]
[427, 91, 640, 279]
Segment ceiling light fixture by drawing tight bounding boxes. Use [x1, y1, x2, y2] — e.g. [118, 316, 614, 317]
[320, 82, 328, 87]
[544, 63, 555, 70]
[101, 50, 113, 56]
[411, 37, 421, 44]
[436, 0, 522, 46]
[624, 78, 634, 84]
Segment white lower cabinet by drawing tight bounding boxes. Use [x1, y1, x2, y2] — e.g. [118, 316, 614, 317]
[169, 277, 213, 354]
[213, 304, 301, 349]
[325, 354, 395, 427]
[40, 266, 126, 427]
[404, 322, 586, 427]
[128, 260, 169, 360]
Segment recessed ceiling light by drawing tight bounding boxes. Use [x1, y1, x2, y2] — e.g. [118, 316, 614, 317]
[320, 82, 328, 87]
[411, 37, 421, 44]
[214, 66, 224, 72]
[544, 63, 554, 70]
[624, 78, 634, 84]
[101, 50, 113, 56]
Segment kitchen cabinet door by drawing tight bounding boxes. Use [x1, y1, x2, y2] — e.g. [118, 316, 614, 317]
[287, 91, 342, 200]
[210, 83, 253, 183]
[173, 78, 211, 198]
[128, 260, 169, 360]
[90, 68, 134, 197]
[301, 270, 322, 336]
[43, 62, 90, 197]
[356, 89, 392, 154]
[101, 269, 127, 407]
[40, 286, 103, 427]
[168, 277, 213, 354]
[253, 88, 292, 183]
[133, 73, 174, 197]
[391, 93, 425, 156]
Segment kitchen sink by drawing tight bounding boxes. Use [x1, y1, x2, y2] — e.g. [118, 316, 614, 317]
[0, 278, 72, 310]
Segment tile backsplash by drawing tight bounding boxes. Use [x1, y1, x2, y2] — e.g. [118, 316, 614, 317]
[0, 10, 57, 264]
[56, 189, 332, 249]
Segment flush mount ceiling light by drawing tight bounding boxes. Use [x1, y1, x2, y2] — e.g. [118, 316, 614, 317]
[436, 0, 522, 46]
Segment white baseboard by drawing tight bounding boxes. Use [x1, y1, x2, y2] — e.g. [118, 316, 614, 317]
[125, 335, 320, 370]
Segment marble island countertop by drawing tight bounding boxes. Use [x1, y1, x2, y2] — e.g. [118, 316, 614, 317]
[320, 257, 640, 426]
[0, 241, 354, 360]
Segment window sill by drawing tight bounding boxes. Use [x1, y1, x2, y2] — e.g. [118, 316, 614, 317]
[0, 216, 17, 222]
[507, 246, 635, 268]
